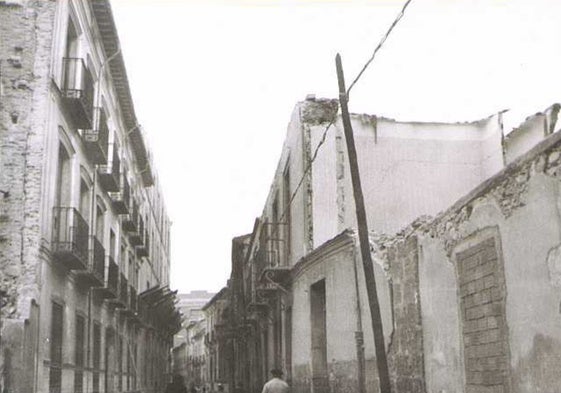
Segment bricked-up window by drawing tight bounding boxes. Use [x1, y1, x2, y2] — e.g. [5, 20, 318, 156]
[49, 302, 63, 393]
[74, 315, 85, 393]
[456, 237, 510, 392]
[92, 322, 101, 393]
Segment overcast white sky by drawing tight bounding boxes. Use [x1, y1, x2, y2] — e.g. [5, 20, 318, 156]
[111, 0, 561, 293]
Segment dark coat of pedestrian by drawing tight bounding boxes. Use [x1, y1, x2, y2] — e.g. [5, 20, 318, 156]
[165, 374, 188, 393]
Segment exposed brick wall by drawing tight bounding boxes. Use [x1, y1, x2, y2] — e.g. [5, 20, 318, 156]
[386, 235, 426, 393]
[456, 237, 510, 393]
[0, 2, 56, 392]
[0, 0, 56, 321]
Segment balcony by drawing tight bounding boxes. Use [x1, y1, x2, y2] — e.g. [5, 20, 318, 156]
[256, 282, 280, 299]
[60, 58, 94, 129]
[82, 108, 109, 165]
[246, 300, 269, 315]
[128, 214, 143, 246]
[119, 274, 129, 307]
[98, 144, 120, 192]
[107, 271, 126, 309]
[136, 232, 149, 258]
[126, 286, 140, 321]
[75, 235, 105, 287]
[120, 213, 136, 232]
[52, 207, 89, 270]
[97, 255, 119, 299]
[110, 174, 130, 214]
[259, 266, 291, 286]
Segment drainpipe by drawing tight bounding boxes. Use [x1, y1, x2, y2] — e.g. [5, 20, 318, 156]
[95, 46, 121, 110]
[352, 243, 366, 393]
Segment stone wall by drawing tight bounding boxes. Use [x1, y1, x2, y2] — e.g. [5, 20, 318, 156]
[0, 1, 56, 392]
[0, 0, 55, 319]
[385, 235, 425, 393]
[413, 126, 561, 392]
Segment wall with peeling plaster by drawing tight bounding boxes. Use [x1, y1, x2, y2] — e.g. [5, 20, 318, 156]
[290, 231, 395, 393]
[407, 128, 561, 392]
[308, 106, 506, 250]
[504, 104, 560, 165]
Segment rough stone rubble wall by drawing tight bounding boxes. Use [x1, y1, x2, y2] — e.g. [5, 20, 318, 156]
[0, 0, 55, 320]
[376, 128, 561, 392]
[0, 2, 55, 392]
[370, 222, 427, 393]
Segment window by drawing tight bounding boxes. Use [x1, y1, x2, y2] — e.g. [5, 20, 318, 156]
[95, 201, 105, 241]
[117, 335, 123, 391]
[55, 142, 72, 208]
[79, 179, 90, 222]
[282, 166, 291, 264]
[64, 18, 78, 59]
[310, 280, 328, 392]
[110, 230, 116, 260]
[74, 315, 85, 393]
[49, 302, 63, 393]
[92, 322, 101, 393]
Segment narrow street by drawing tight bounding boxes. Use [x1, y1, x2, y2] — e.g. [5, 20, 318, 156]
[1, 1, 561, 393]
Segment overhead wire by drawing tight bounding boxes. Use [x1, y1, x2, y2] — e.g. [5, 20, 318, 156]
[275, 0, 414, 227]
[346, 0, 413, 95]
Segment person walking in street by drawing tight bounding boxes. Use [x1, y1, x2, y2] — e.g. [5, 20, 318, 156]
[261, 369, 289, 393]
[165, 374, 188, 393]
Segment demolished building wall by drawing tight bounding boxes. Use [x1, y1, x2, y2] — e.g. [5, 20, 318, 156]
[380, 115, 561, 393]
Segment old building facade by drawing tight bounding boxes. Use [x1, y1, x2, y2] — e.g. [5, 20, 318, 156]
[203, 287, 231, 393]
[172, 291, 215, 382]
[0, 1, 179, 393]
[225, 97, 561, 393]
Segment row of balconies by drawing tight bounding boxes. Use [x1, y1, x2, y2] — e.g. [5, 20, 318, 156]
[59, 58, 152, 257]
[51, 207, 146, 320]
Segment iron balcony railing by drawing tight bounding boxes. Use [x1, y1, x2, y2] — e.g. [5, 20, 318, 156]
[136, 230, 149, 258]
[76, 235, 105, 287]
[129, 285, 138, 313]
[61, 58, 94, 129]
[82, 108, 109, 165]
[52, 207, 89, 269]
[98, 143, 120, 192]
[119, 273, 128, 305]
[91, 236, 105, 281]
[110, 172, 130, 214]
[106, 255, 119, 297]
[128, 210, 142, 245]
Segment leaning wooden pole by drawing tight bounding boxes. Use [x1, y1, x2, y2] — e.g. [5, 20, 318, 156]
[335, 53, 392, 393]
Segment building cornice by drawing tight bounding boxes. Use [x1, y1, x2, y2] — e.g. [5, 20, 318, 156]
[291, 229, 356, 282]
[90, 0, 153, 186]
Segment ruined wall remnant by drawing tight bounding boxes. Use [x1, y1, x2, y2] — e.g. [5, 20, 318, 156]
[370, 220, 429, 393]
[300, 98, 338, 126]
[0, 0, 55, 321]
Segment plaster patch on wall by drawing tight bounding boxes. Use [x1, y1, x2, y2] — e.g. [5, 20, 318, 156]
[546, 244, 561, 287]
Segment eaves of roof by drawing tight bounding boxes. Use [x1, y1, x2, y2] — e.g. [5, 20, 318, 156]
[90, 0, 154, 187]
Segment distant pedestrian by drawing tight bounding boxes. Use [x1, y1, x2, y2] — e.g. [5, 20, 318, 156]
[165, 374, 188, 393]
[261, 369, 289, 393]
